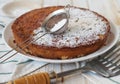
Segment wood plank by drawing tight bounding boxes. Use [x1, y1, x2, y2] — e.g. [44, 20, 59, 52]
[88, 0, 105, 16]
[88, 0, 120, 25]
[116, 0, 120, 8]
[87, 0, 118, 25]
[43, 0, 58, 7]
[58, 73, 87, 84]
[57, 0, 73, 6]
[111, 0, 120, 25]
[102, 0, 119, 25]
[72, 0, 89, 8]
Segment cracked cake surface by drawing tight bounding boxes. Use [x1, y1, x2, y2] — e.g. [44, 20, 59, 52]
[12, 6, 110, 59]
[33, 7, 108, 48]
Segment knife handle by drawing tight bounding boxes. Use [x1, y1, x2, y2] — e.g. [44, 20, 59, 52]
[6, 72, 51, 84]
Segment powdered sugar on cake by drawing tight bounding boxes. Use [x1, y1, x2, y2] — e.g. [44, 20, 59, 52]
[33, 7, 108, 48]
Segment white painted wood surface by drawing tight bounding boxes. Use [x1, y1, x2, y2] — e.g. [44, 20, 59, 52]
[32, 0, 120, 84]
[0, 0, 120, 84]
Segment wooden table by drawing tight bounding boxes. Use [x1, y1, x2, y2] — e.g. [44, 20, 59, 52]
[0, 0, 120, 84]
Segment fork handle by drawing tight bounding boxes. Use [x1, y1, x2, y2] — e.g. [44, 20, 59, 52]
[50, 66, 110, 78]
[50, 67, 93, 79]
[6, 72, 50, 84]
[90, 67, 110, 77]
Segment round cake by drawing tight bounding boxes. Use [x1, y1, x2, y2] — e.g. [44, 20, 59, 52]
[12, 6, 110, 59]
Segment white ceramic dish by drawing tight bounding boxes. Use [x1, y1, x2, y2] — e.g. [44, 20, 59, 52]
[2, 1, 41, 18]
[3, 22, 119, 63]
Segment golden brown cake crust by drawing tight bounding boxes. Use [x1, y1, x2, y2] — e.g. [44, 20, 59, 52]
[12, 6, 110, 59]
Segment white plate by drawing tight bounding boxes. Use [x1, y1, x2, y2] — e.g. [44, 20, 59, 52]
[2, 1, 41, 18]
[3, 22, 119, 63]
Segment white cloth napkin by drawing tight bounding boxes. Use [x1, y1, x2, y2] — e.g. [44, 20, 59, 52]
[0, 38, 47, 83]
[0, 16, 47, 83]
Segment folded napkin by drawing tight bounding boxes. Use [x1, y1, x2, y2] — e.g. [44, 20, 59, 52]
[0, 40, 47, 83]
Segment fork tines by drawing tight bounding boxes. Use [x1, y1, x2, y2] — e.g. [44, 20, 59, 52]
[97, 43, 120, 77]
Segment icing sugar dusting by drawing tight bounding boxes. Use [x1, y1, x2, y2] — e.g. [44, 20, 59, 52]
[33, 7, 108, 48]
[50, 19, 67, 32]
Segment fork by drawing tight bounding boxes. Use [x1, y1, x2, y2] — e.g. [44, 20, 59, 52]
[37, 41, 120, 79]
[49, 42, 120, 78]
[91, 42, 120, 77]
